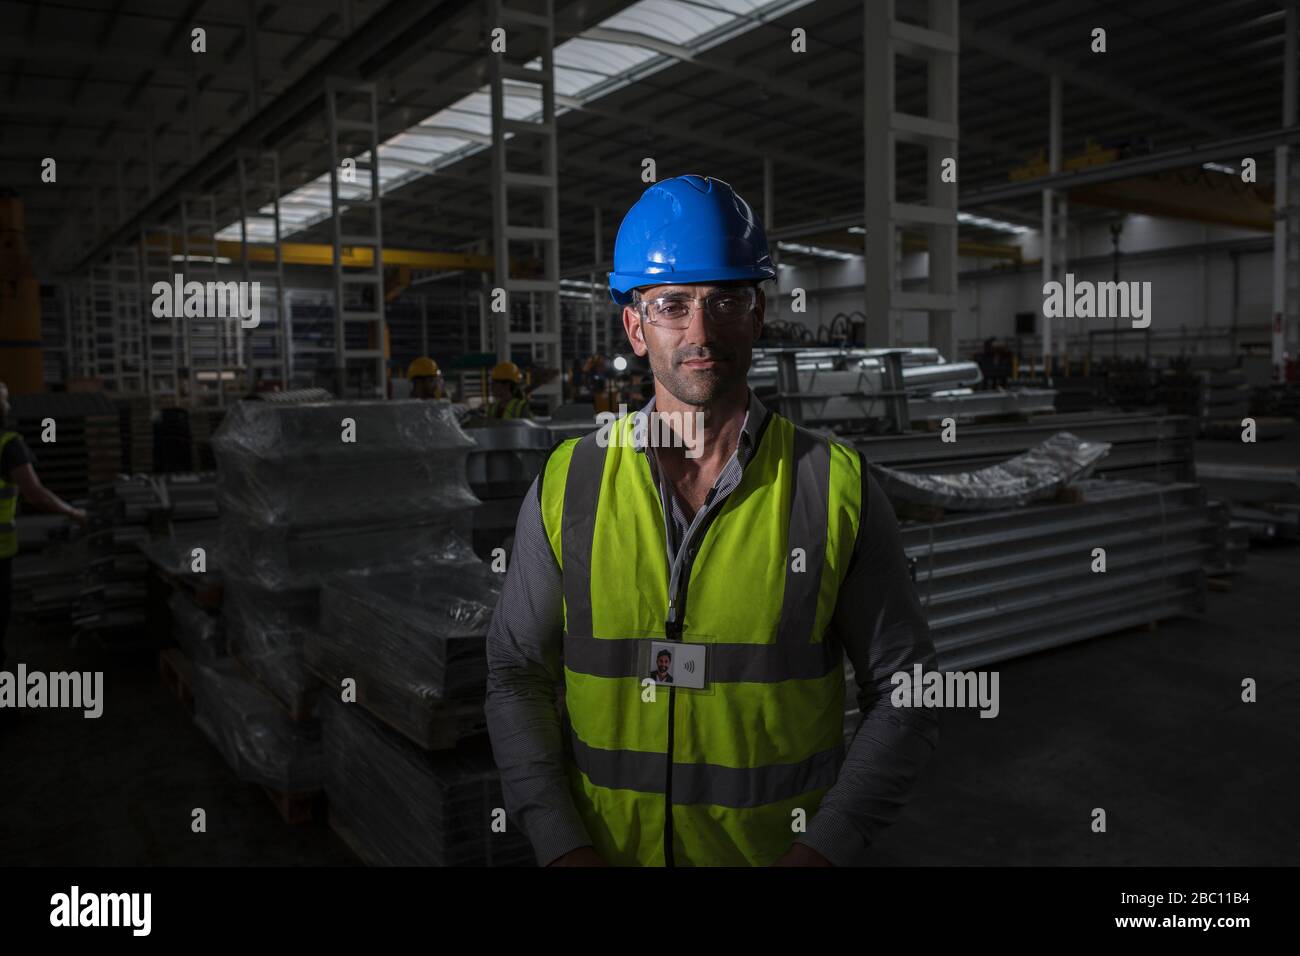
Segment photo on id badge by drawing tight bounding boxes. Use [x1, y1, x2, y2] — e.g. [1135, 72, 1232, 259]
[648, 640, 707, 690]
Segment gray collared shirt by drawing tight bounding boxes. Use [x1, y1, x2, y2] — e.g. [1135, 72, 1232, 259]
[484, 386, 939, 866]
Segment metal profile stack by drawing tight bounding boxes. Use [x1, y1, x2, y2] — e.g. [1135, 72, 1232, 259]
[209, 397, 481, 776]
[307, 562, 501, 750]
[900, 478, 1215, 671]
[320, 694, 533, 867]
[855, 411, 1196, 484]
[73, 477, 157, 648]
[115, 395, 153, 473]
[8, 391, 121, 500]
[192, 657, 323, 795]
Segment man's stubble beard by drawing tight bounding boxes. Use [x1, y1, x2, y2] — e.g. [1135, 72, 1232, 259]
[645, 340, 751, 407]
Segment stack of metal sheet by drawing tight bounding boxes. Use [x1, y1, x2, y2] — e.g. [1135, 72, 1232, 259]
[854, 411, 1196, 484]
[307, 562, 500, 750]
[320, 694, 534, 867]
[71, 478, 156, 647]
[169, 590, 223, 662]
[191, 657, 323, 794]
[7, 391, 121, 500]
[210, 396, 482, 752]
[901, 478, 1214, 671]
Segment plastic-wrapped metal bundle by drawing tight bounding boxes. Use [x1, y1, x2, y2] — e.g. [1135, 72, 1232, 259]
[320, 694, 534, 866]
[169, 591, 224, 661]
[868, 432, 1111, 511]
[306, 562, 500, 749]
[212, 398, 480, 528]
[222, 570, 319, 716]
[218, 514, 478, 591]
[318, 562, 500, 697]
[192, 658, 322, 793]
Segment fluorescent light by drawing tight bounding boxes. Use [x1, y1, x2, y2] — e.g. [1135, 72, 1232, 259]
[170, 254, 234, 265]
[955, 212, 1033, 234]
[777, 241, 859, 261]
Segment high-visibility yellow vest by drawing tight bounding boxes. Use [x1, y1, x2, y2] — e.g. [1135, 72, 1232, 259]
[0, 431, 19, 559]
[490, 396, 530, 419]
[539, 410, 864, 866]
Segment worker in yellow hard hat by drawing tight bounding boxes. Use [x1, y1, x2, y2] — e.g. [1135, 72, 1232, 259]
[407, 356, 445, 400]
[486, 361, 532, 419]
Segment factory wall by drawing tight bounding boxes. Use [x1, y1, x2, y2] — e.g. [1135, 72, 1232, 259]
[780, 214, 1275, 361]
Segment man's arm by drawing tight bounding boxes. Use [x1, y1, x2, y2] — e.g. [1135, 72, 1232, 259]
[794, 462, 940, 866]
[483, 475, 597, 866]
[10, 463, 88, 525]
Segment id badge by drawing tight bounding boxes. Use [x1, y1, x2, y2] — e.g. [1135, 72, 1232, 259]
[646, 640, 707, 690]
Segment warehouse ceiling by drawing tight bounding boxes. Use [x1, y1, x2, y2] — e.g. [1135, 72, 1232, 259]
[2, 0, 1295, 279]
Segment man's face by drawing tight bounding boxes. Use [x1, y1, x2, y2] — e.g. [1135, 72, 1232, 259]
[656, 654, 670, 675]
[411, 375, 440, 399]
[491, 379, 513, 401]
[622, 281, 763, 407]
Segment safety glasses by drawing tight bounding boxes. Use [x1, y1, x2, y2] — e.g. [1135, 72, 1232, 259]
[636, 286, 757, 330]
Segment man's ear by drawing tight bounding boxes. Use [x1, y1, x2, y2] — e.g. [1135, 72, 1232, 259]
[624, 304, 649, 357]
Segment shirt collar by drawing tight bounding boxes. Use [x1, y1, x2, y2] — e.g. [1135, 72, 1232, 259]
[631, 386, 768, 466]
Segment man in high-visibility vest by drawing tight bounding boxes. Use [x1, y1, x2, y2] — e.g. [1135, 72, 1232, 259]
[1, 381, 89, 672]
[485, 361, 532, 419]
[484, 176, 939, 867]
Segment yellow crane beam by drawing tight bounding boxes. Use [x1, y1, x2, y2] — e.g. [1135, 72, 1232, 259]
[162, 235, 497, 271]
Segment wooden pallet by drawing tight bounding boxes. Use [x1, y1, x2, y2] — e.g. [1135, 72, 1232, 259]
[262, 786, 326, 825]
[154, 564, 223, 611]
[232, 653, 319, 722]
[159, 648, 195, 714]
[328, 809, 377, 865]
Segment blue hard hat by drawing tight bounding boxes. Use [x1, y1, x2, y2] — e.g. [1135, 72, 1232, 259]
[608, 174, 776, 305]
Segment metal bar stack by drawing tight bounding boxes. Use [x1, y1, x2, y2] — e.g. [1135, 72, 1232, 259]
[900, 478, 1214, 671]
[320, 694, 534, 866]
[201, 397, 484, 814]
[855, 411, 1197, 484]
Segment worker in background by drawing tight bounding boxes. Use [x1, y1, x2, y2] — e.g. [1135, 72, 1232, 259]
[484, 175, 939, 867]
[0, 381, 89, 674]
[485, 361, 532, 419]
[407, 356, 446, 400]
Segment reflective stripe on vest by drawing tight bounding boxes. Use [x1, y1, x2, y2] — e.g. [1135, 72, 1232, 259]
[0, 431, 18, 557]
[539, 410, 863, 866]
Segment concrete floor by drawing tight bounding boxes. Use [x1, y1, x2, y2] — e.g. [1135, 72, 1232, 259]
[863, 539, 1300, 866]
[3, 543, 1297, 867]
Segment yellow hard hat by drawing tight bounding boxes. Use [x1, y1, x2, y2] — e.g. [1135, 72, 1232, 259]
[408, 356, 440, 378]
[491, 360, 523, 383]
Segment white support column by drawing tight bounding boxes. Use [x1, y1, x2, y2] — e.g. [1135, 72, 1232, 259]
[1276, 0, 1298, 380]
[864, 0, 959, 357]
[180, 195, 225, 406]
[591, 204, 602, 357]
[237, 149, 287, 391]
[863, 0, 895, 347]
[489, 0, 563, 412]
[326, 78, 386, 398]
[1042, 73, 1062, 379]
[141, 224, 177, 409]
